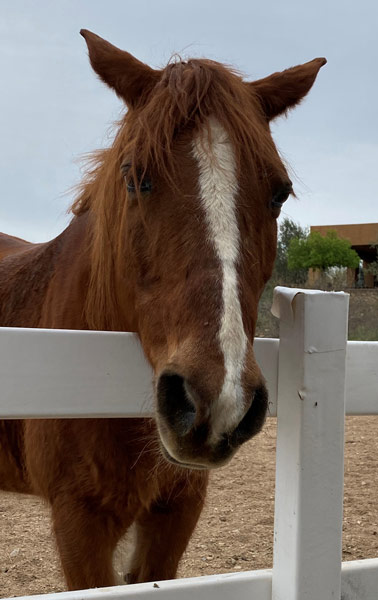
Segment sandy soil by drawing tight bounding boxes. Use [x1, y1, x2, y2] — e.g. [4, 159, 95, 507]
[1, 416, 377, 598]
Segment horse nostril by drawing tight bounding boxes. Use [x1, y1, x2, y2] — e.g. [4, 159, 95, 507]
[157, 372, 197, 437]
[229, 384, 268, 446]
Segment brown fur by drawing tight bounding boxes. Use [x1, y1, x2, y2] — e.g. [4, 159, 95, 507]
[0, 30, 325, 591]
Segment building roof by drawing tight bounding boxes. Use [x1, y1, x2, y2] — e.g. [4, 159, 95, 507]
[310, 223, 378, 247]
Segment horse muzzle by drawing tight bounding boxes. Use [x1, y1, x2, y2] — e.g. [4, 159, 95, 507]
[156, 370, 268, 469]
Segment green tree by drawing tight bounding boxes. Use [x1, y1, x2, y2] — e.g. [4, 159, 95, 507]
[273, 218, 308, 284]
[287, 230, 360, 271]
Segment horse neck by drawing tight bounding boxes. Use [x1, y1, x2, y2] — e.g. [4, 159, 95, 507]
[0, 216, 89, 329]
[36, 214, 92, 329]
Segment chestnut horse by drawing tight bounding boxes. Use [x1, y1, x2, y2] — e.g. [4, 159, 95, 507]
[0, 30, 325, 591]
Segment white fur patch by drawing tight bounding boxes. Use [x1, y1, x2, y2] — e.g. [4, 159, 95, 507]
[192, 119, 248, 442]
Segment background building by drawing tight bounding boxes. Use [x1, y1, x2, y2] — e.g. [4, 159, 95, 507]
[310, 223, 378, 287]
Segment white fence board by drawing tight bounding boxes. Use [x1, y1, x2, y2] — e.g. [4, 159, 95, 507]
[254, 337, 279, 415]
[341, 558, 378, 600]
[345, 341, 378, 415]
[1, 328, 377, 418]
[2, 569, 272, 600]
[0, 329, 279, 419]
[0, 328, 153, 418]
[4, 559, 378, 600]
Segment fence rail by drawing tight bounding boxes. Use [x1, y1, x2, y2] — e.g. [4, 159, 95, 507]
[1, 287, 377, 600]
[1, 336, 377, 419]
[8, 559, 378, 600]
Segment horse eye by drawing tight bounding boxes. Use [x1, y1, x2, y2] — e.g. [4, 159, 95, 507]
[121, 164, 152, 194]
[271, 183, 293, 212]
[126, 177, 152, 194]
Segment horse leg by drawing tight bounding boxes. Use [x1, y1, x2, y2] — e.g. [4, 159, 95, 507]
[0, 421, 31, 493]
[51, 497, 132, 590]
[127, 471, 209, 584]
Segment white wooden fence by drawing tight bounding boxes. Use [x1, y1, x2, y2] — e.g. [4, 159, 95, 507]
[1, 287, 377, 600]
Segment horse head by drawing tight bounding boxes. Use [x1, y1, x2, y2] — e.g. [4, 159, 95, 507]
[79, 30, 325, 469]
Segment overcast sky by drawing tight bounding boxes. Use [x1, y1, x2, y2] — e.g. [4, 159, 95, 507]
[1, 0, 377, 242]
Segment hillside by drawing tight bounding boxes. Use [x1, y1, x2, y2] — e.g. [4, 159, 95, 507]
[256, 286, 378, 341]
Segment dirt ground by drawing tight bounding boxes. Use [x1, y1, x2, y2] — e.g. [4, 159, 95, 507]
[1, 416, 377, 598]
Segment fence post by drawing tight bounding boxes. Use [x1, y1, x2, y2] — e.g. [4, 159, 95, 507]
[271, 288, 349, 600]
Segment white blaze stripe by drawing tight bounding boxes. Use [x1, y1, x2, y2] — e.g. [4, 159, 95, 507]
[192, 119, 248, 441]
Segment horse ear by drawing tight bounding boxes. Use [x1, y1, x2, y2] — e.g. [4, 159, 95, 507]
[80, 29, 159, 107]
[251, 58, 327, 121]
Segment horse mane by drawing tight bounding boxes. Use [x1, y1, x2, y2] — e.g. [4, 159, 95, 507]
[70, 58, 286, 331]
